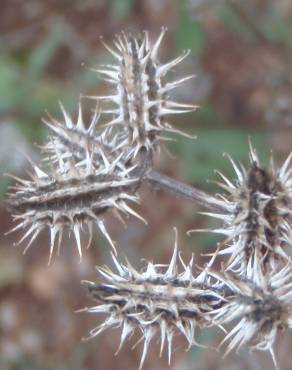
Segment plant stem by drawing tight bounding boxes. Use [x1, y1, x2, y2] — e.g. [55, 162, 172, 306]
[146, 170, 226, 212]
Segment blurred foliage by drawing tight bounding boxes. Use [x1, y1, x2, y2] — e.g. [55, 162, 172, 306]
[0, 18, 98, 137]
[0, 172, 11, 199]
[2, 357, 43, 370]
[0, 23, 63, 117]
[263, 13, 292, 48]
[219, 1, 292, 48]
[170, 128, 269, 188]
[218, 3, 257, 41]
[0, 346, 88, 370]
[109, 0, 134, 19]
[176, 3, 205, 56]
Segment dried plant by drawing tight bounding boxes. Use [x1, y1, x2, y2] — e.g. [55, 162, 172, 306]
[81, 234, 219, 369]
[86, 28, 198, 159]
[5, 29, 292, 369]
[190, 144, 292, 281]
[82, 239, 292, 369]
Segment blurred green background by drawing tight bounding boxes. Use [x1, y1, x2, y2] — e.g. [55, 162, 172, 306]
[0, 0, 291, 369]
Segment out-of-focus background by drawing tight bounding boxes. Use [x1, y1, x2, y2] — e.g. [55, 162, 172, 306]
[0, 0, 292, 369]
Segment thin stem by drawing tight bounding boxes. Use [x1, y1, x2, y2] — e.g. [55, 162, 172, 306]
[145, 170, 226, 212]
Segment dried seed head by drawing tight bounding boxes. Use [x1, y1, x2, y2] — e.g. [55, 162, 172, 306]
[193, 144, 292, 281]
[87, 28, 198, 159]
[42, 102, 126, 168]
[82, 235, 220, 368]
[82, 234, 292, 369]
[6, 146, 143, 262]
[208, 261, 292, 369]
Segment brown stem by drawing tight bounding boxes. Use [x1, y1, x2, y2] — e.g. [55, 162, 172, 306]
[145, 170, 226, 212]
